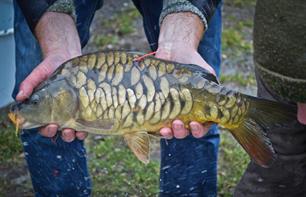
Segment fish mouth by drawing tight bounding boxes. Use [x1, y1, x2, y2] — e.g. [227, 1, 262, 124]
[8, 112, 24, 126]
[8, 112, 25, 132]
[20, 120, 42, 130]
[8, 112, 41, 130]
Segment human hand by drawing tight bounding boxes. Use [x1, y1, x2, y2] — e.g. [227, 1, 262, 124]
[16, 12, 87, 142]
[157, 12, 216, 139]
[297, 103, 306, 125]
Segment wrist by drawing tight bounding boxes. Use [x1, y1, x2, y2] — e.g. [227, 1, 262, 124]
[158, 12, 204, 50]
[44, 47, 81, 61]
[35, 12, 81, 59]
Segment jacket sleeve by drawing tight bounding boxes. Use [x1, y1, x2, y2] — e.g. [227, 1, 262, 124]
[160, 0, 222, 30]
[16, 0, 74, 33]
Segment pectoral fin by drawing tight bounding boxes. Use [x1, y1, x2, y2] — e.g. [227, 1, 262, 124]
[62, 118, 115, 134]
[76, 119, 114, 130]
[124, 132, 150, 164]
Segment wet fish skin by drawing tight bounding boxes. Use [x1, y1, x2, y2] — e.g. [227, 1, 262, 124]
[11, 51, 297, 166]
[61, 51, 247, 134]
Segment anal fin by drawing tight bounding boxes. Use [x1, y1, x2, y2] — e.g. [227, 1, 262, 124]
[124, 132, 150, 164]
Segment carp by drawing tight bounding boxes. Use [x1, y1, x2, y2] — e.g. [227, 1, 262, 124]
[9, 51, 297, 167]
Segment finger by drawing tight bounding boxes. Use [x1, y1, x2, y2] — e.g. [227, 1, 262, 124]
[194, 54, 216, 76]
[190, 121, 209, 138]
[76, 131, 88, 141]
[172, 119, 188, 139]
[297, 103, 306, 125]
[16, 60, 56, 101]
[160, 127, 173, 139]
[39, 124, 58, 138]
[62, 128, 76, 142]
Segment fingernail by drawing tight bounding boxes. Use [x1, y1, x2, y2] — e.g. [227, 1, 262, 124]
[47, 126, 57, 137]
[190, 124, 199, 132]
[173, 124, 183, 131]
[63, 130, 69, 137]
[62, 130, 75, 142]
[16, 90, 24, 98]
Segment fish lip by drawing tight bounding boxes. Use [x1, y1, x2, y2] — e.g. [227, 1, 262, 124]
[8, 111, 25, 126]
[8, 112, 41, 129]
[8, 111, 48, 130]
[21, 121, 42, 130]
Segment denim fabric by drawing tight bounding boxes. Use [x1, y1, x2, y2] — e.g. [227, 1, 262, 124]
[14, 0, 221, 196]
[13, 1, 102, 196]
[133, 1, 222, 196]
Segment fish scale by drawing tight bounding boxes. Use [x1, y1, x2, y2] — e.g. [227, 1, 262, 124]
[69, 51, 246, 129]
[12, 50, 297, 166]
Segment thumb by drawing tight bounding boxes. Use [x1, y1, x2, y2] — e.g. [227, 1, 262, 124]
[16, 60, 55, 101]
[297, 103, 306, 125]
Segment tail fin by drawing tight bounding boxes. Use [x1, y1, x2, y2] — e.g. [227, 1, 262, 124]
[229, 96, 297, 168]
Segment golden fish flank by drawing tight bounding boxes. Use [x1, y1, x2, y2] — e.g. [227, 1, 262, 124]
[161, 100, 171, 121]
[145, 102, 154, 121]
[121, 101, 131, 120]
[95, 52, 105, 69]
[131, 67, 140, 86]
[120, 52, 127, 64]
[138, 95, 147, 110]
[180, 88, 193, 115]
[107, 64, 115, 81]
[135, 83, 143, 99]
[106, 52, 114, 65]
[75, 71, 87, 88]
[158, 92, 166, 105]
[127, 88, 137, 109]
[87, 54, 96, 70]
[160, 77, 170, 98]
[148, 65, 157, 80]
[166, 63, 175, 73]
[115, 106, 122, 120]
[13, 51, 298, 167]
[112, 64, 124, 86]
[100, 82, 112, 107]
[143, 75, 155, 102]
[114, 51, 121, 64]
[112, 87, 119, 108]
[158, 62, 166, 77]
[169, 88, 181, 119]
[118, 85, 126, 105]
[79, 87, 89, 108]
[98, 63, 108, 82]
[98, 88, 107, 111]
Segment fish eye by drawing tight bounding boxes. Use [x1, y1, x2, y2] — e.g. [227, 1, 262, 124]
[31, 94, 40, 105]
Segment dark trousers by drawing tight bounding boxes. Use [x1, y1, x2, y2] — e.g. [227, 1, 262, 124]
[234, 71, 306, 197]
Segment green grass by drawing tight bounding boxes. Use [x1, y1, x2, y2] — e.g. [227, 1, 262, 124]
[88, 137, 160, 196]
[222, 28, 252, 53]
[108, 8, 140, 35]
[0, 109, 23, 163]
[220, 73, 256, 86]
[218, 132, 249, 196]
[115, 8, 141, 35]
[94, 34, 120, 46]
[225, 0, 256, 7]
[94, 8, 140, 47]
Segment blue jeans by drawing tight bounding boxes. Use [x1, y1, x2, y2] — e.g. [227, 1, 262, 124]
[14, 0, 221, 196]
